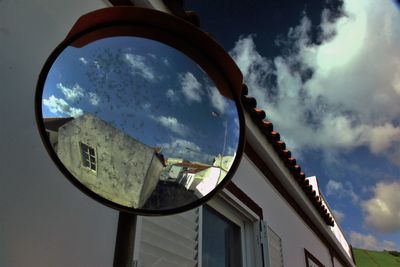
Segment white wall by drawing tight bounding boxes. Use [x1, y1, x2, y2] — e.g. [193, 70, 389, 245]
[233, 156, 334, 267]
[0, 1, 119, 267]
[0, 1, 353, 267]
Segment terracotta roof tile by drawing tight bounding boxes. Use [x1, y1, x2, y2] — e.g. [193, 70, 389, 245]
[242, 84, 334, 227]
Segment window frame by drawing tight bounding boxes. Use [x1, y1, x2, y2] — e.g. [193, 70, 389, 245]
[305, 248, 325, 267]
[79, 142, 97, 173]
[199, 189, 264, 267]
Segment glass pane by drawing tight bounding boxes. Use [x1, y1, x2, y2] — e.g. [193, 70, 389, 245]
[90, 162, 96, 170]
[41, 35, 241, 211]
[202, 206, 242, 267]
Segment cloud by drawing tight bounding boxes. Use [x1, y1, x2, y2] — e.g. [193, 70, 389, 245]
[124, 53, 155, 81]
[88, 92, 100, 106]
[350, 231, 398, 251]
[179, 72, 203, 103]
[162, 58, 170, 66]
[383, 240, 398, 251]
[230, 0, 400, 163]
[332, 209, 345, 224]
[142, 102, 151, 110]
[325, 179, 359, 203]
[362, 181, 400, 232]
[350, 231, 380, 250]
[56, 83, 100, 106]
[166, 89, 178, 102]
[207, 86, 229, 114]
[150, 115, 189, 136]
[43, 95, 83, 117]
[79, 57, 88, 65]
[159, 138, 213, 164]
[56, 83, 84, 101]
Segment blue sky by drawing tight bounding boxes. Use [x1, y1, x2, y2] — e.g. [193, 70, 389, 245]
[186, 0, 400, 251]
[42, 36, 240, 165]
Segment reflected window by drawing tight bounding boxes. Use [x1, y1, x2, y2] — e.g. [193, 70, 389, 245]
[80, 142, 96, 171]
[202, 205, 242, 267]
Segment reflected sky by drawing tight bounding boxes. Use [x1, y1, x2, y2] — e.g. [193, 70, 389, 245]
[42, 36, 240, 164]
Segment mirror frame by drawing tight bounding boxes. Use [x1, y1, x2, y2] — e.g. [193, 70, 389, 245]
[35, 6, 246, 215]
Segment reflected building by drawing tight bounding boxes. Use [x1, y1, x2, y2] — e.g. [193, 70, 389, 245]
[44, 114, 165, 209]
[160, 155, 236, 197]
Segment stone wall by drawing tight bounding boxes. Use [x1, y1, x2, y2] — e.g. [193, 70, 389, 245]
[57, 114, 163, 208]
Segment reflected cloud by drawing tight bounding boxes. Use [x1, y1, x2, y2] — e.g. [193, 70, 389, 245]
[78, 57, 88, 65]
[88, 92, 100, 106]
[162, 57, 170, 66]
[207, 85, 228, 114]
[179, 72, 203, 103]
[150, 115, 190, 137]
[124, 53, 155, 81]
[159, 138, 213, 164]
[166, 89, 178, 102]
[57, 83, 84, 101]
[43, 95, 83, 117]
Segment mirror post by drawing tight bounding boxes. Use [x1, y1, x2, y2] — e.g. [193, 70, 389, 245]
[113, 212, 137, 267]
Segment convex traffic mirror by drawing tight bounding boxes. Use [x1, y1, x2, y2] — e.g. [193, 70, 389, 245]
[35, 7, 245, 215]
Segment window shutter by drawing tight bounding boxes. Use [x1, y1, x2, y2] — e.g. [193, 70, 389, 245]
[138, 208, 200, 267]
[267, 226, 284, 267]
[259, 220, 271, 267]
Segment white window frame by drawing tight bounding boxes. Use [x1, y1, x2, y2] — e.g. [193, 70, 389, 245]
[198, 189, 264, 267]
[79, 142, 97, 173]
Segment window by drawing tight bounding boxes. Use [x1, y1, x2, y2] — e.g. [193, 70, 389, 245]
[79, 142, 96, 171]
[305, 248, 325, 267]
[200, 191, 264, 267]
[136, 187, 266, 267]
[202, 205, 243, 267]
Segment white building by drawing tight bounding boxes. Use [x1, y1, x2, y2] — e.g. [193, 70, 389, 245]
[44, 114, 165, 209]
[1, 1, 356, 267]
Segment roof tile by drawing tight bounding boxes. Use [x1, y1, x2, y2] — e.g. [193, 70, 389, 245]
[242, 84, 334, 226]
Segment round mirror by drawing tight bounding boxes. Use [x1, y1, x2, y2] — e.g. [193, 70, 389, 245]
[35, 7, 245, 215]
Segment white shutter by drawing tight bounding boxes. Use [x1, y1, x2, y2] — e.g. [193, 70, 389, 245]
[138, 208, 199, 267]
[267, 226, 284, 267]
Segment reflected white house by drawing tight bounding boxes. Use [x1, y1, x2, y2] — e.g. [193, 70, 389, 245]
[44, 114, 165, 209]
[159, 155, 236, 197]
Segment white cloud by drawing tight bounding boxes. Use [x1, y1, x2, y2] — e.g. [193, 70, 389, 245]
[230, 0, 400, 163]
[383, 240, 398, 251]
[207, 86, 229, 114]
[350, 231, 380, 250]
[332, 209, 345, 224]
[362, 181, 400, 232]
[325, 179, 359, 203]
[79, 57, 88, 65]
[179, 72, 203, 103]
[162, 58, 170, 66]
[350, 231, 398, 251]
[124, 53, 155, 81]
[56, 83, 101, 106]
[142, 102, 151, 110]
[146, 53, 156, 59]
[159, 138, 213, 164]
[56, 83, 84, 101]
[43, 95, 83, 117]
[150, 115, 189, 136]
[166, 89, 178, 102]
[88, 92, 100, 106]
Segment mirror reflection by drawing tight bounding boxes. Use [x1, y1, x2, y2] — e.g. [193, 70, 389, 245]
[41, 36, 240, 211]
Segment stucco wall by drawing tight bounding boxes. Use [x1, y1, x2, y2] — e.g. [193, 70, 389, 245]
[233, 156, 336, 267]
[1, 1, 353, 266]
[0, 1, 118, 267]
[57, 114, 162, 208]
[140, 154, 165, 206]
